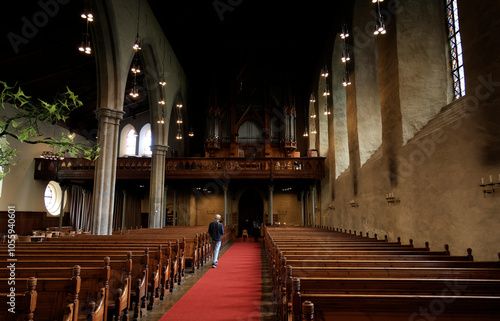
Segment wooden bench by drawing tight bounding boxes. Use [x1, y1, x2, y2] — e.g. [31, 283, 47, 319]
[265, 226, 500, 321]
[0, 250, 154, 320]
[0, 277, 37, 321]
[0, 265, 91, 321]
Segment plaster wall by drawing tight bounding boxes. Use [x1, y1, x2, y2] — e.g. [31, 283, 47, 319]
[396, 0, 451, 144]
[332, 40, 349, 178]
[322, 0, 500, 260]
[353, 0, 382, 166]
[0, 104, 90, 213]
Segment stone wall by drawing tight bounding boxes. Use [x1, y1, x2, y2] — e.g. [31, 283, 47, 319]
[319, 0, 500, 260]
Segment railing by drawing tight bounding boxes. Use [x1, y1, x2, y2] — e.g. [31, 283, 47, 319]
[34, 157, 325, 181]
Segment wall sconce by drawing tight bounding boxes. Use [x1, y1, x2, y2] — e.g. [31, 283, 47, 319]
[480, 175, 500, 197]
[349, 200, 358, 207]
[385, 193, 400, 204]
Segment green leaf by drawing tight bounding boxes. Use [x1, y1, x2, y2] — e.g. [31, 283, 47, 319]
[13, 87, 30, 101]
[17, 131, 29, 142]
[11, 120, 20, 128]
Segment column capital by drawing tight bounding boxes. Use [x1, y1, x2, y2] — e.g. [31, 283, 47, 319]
[269, 184, 274, 191]
[151, 144, 169, 155]
[222, 184, 229, 192]
[95, 108, 125, 122]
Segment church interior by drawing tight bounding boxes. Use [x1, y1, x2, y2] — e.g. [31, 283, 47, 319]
[1, 0, 500, 320]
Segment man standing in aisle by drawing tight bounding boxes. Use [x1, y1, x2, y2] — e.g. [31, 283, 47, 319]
[208, 214, 224, 268]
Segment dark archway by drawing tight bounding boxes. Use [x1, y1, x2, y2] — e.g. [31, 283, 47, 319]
[238, 188, 263, 237]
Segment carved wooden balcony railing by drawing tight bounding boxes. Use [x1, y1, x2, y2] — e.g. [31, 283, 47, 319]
[34, 157, 325, 181]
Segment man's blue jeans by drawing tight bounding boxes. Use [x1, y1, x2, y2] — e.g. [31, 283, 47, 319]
[212, 240, 221, 265]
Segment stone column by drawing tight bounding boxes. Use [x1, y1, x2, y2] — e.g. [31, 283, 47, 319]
[92, 108, 124, 235]
[268, 184, 274, 225]
[149, 145, 168, 228]
[300, 190, 305, 226]
[223, 184, 228, 224]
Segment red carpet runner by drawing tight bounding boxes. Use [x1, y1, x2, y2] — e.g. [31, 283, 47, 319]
[160, 241, 262, 321]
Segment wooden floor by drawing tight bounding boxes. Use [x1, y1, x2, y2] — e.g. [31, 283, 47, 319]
[141, 239, 277, 321]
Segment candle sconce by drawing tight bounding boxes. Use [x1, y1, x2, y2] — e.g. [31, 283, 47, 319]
[385, 193, 400, 204]
[349, 200, 358, 208]
[480, 175, 500, 197]
[480, 183, 498, 197]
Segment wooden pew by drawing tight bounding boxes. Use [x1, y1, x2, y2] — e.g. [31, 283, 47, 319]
[0, 250, 149, 321]
[0, 265, 83, 321]
[5, 244, 166, 307]
[264, 226, 500, 321]
[0, 277, 37, 321]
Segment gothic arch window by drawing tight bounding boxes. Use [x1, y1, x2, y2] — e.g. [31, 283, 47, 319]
[119, 124, 138, 156]
[139, 123, 152, 157]
[446, 0, 465, 99]
[126, 129, 137, 155]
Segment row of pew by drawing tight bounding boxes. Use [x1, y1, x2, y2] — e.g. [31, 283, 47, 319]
[264, 226, 500, 321]
[0, 225, 234, 321]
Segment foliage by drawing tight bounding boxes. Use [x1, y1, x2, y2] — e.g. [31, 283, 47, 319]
[0, 81, 100, 180]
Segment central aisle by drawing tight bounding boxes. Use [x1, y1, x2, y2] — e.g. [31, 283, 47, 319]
[160, 241, 262, 321]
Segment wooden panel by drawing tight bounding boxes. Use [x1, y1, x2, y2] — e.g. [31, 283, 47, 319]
[0, 211, 69, 236]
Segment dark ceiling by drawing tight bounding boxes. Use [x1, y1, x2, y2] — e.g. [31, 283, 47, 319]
[1, 0, 351, 147]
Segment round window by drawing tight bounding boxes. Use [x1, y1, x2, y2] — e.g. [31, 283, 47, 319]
[44, 181, 66, 216]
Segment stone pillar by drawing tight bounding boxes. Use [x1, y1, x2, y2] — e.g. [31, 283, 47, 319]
[300, 191, 305, 226]
[223, 184, 228, 224]
[92, 108, 124, 235]
[268, 184, 274, 225]
[311, 184, 316, 227]
[149, 145, 168, 228]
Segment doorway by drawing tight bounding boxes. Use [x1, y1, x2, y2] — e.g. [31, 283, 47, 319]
[238, 188, 263, 237]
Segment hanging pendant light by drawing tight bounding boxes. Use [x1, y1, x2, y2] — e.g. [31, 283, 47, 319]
[78, 5, 93, 55]
[340, 24, 349, 39]
[321, 66, 329, 78]
[311, 124, 317, 135]
[341, 47, 350, 63]
[176, 126, 183, 140]
[373, 0, 387, 35]
[342, 71, 352, 87]
[323, 84, 330, 97]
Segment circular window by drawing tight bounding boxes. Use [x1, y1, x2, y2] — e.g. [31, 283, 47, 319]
[44, 181, 66, 216]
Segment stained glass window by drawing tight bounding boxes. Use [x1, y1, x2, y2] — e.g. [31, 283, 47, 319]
[446, 0, 465, 99]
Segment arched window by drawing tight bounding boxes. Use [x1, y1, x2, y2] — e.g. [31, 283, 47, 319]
[126, 129, 137, 155]
[446, 0, 465, 99]
[144, 128, 152, 156]
[138, 123, 152, 157]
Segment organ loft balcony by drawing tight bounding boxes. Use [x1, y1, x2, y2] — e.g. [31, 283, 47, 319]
[34, 156, 325, 182]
